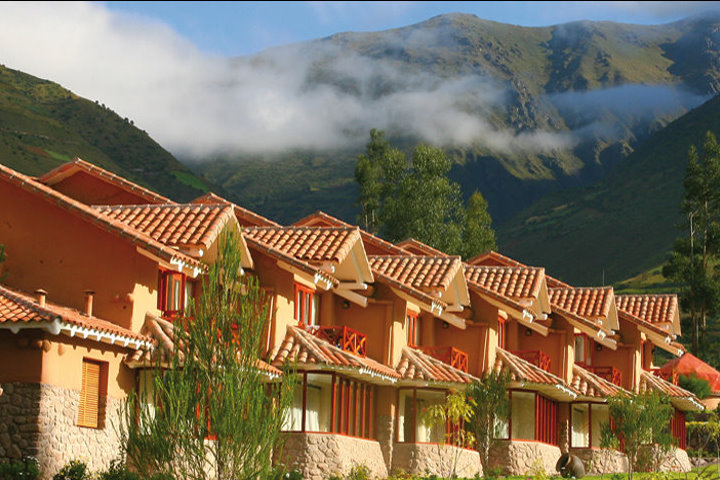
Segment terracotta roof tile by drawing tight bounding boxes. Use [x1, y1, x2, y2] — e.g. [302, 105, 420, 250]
[244, 226, 360, 265]
[38, 158, 172, 205]
[468, 251, 571, 288]
[0, 164, 203, 271]
[270, 326, 399, 381]
[464, 265, 544, 300]
[549, 287, 613, 320]
[191, 192, 281, 227]
[494, 348, 570, 388]
[368, 255, 462, 291]
[396, 347, 478, 385]
[0, 284, 149, 345]
[616, 295, 678, 326]
[94, 203, 235, 251]
[639, 370, 700, 403]
[572, 365, 628, 398]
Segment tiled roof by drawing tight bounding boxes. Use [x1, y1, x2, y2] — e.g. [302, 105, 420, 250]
[191, 192, 281, 227]
[293, 211, 409, 256]
[0, 284, 149, 345]
[616, 295, 678, 326]
[468, 251, 571, 288]
[396, 238, 446, 256]
[494, 348, 572, 390]
[0, 164, 203, 272]
[464, 265, 545, 300]
[125, 313, 282, 377]
[639, 370, 697, 399]
[271, 326, 399, 381]
[368, 255, 462, 291]
[549, 287, 614, 320]
[572, 365, 628, 398]
[94, 204, 235, 251]
[38, 158, 172, 205]
[396, 347, 477, 385]
[244, 226, 360, 265]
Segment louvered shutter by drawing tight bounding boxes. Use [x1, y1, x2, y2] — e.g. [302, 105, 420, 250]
[78, 360, 101, 428]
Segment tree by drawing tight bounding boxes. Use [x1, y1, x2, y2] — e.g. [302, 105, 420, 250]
[463, 191, 497, 258]
[466, 370, 510, 473]
[679, 374, 712, 399]
[420, 390, 475, 479]
[355, 129, 391, 234]
[120, 231, 296, 480]
[663, 131, 720, 354]
[600, 391, 674, 480]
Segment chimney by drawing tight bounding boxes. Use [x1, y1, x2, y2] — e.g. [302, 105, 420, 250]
[84, 290, 94, 316]
[35, 289, 47, 307]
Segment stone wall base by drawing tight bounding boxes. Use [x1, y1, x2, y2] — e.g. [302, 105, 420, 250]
[391, 443, 481, 478]
[489, 440, 561, 475]
[275, 433, 388, 480]
[637, 446, 692, 473]
[0, 382, 123, 480]
[570, 448, 628, 474]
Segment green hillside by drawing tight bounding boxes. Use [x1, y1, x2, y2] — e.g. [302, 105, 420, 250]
[499, 93, 720, 285]
[0, 65, 211, 201]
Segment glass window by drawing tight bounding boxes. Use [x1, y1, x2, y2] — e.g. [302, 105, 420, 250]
[511, 391, 536, 440]
[591, 403, 609, 448]
[305, 373, 332, 432]
[398, 389, 413, 442]
[497, 316, 506, 349]
[137, 370, 156, 426]
[406, 311, 419, 346]
[283, 385, 304, 431]
[294, 284, 318, 326]
[416, 390, 445, 443]
[572, 403, 590, 448]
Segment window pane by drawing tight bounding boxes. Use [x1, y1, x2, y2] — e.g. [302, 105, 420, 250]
[511, 391, 536, 440]
[311, 293, 319, 326]
[416, 390, 445, 443]
[303, 292, 310, 325]
[398, 389, 413, 442]
[283, 384, 304, 431]
[572, 403, 590, 448]
[173, 278, 181, 310]
[305, 373, 332, 432]
[138, 370, 156, 427]
[591, 404, 609, 448]
[295, 289, 301, 321]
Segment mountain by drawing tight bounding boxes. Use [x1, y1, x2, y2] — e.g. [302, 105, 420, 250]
[499, 92, 720, 285]
[0, 65, 212, 201]
[192, 12, 720, 225]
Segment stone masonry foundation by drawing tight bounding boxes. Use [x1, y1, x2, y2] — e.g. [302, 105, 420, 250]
[570, 448, 629, 474]
[391, 443, 481, 478]
[275, 433, 388, 480]
[0, 382, 123, 479]
[489, 440, 562, 475]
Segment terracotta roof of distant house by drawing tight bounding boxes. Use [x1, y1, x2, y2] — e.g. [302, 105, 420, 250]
[464, 265, 545, 300]
[572, 365, 628, 398]
[94, 203, 235, 252]
[125, 313, 281, 377]
[38, 158, 172, 204]
[494, 348, 575, 392]
[469, 251, 572, 288]
[0, 284, 149, 346]
[549, 287, 614, 320]
[191, 192, 281, 227]
[0, 164, 203, 272]
[396, 347, 477, 385]
[616, 295, 678, 327]
[293, 211, 409, 256]
[368, 255, 462, 291]
[271, 326, 399, 381]
[244, 226, 360, 265]
[639, 370, 702, 412]
[396, 238, 446, 256]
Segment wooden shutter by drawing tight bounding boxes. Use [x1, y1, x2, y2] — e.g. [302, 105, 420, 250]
[78, 359, 105, 428]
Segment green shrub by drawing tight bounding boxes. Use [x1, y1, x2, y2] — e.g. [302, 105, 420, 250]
[346, 465, 371, 480]
[97, 460, 139, 480]
[53, 461, 89, 480]
[0, 456, 40, 480]
[679, 374, 712, 399]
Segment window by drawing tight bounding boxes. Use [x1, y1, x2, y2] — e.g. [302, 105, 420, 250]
[78, 359, 108, 428]
[406, 310, 419, 347]
[571, 403, 590, 447]
[158, 270, 185, 320]
[396, 388, 464, 446]
[591, 404, 609, 448]
[497, 315, 506, 349]
[536, 394, 558, 445]
[511, 391, 535, 440]
[575, 334, 591, 366]
[137, 370, 157, 427]
[294, 283, 318, 326]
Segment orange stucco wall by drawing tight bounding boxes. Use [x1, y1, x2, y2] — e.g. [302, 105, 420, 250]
[0, 178, 160, 331]
[50, 170, 155, 206]
[0, 330, 43, 383]
[433, 318, 486, 378]
[333, 298, 390, 364]
[517, 329, 566, 379]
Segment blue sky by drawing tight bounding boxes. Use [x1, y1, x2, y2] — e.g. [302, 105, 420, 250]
[102, 1, 720, 56]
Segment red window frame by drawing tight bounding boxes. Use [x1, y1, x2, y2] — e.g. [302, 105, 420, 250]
[497, 315, 506, 349]
[294, 283, 317, 326]
[575, 333, 591, 366]
[407, 310, 419, 347]
[158, 269, 186, 320]
[506, 390, 558, 446]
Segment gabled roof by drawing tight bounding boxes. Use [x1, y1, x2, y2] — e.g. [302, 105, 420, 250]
[191, 192, 281, 227]
[396, 238, 446, 256]
[369, 255, 462, 291]
[494, 348, 577, 400]
[639, 370, 704, 411]
[0, 284, 150, 349]
[616, 294, 681, 336]
[270, 326, 399, 383]
[659, 353, 720, 392]
[396, 346, 477, 385]
[38, 158, 172, 205]
[549, 287, 614, 322]
[469, 251, 572, 288]
[293, 211, 409, 256]
[245, 226, 360, 265]
[572, 364, 628, 399]
[465, 265, 546, 302]
[0, 163, 204, 275]
[616, 308, 685, 356]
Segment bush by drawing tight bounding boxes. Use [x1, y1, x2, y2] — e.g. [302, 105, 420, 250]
[97, 460, 139, 480]
[53, 461, 89, 480]
[0, 457, 40, 480]
[679, 374, 712, 399]
[346, 465, 371, 480]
